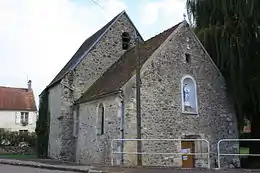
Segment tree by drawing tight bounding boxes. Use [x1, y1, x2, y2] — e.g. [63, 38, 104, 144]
[35, 90, 50, 158]
[186, 0, 260, 167]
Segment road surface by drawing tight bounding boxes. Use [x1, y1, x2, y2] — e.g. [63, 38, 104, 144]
[1, 164, 259, 173]
[0, 164, 78, 173]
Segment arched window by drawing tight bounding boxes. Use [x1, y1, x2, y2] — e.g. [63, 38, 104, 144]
[97, 103, 105, 135]
[181, 75, 198, 114]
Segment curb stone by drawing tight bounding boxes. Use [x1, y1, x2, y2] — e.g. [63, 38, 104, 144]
[1, 159, 259, 173]
[0, 159, 93, 172]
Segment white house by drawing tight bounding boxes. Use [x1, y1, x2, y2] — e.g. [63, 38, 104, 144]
[0, 80, 37, 133]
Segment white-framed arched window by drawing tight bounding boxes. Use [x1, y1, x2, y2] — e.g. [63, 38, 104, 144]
[181, 75, 198, 114]
[97, 103, 105, 135]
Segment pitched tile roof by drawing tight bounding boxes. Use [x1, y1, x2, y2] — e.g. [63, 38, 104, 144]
[76, 22, 182, 103]
[0, 86, 37, 111]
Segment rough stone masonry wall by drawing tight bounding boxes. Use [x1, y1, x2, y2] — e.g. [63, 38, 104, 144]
[51, 13, 142, 161]
[122, 23, 239, 168]
[48, 84, 63, 159]
[76, 95, 122, 165]
[121, 79, 138, 165]
[72, 13, 142, 101]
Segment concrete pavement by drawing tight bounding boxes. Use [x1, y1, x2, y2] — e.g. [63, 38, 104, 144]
[0, 164, 79, 173]
[0, 159, 92, 172]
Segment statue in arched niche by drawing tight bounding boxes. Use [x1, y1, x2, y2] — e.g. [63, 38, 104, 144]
[183, 83, 192, 107]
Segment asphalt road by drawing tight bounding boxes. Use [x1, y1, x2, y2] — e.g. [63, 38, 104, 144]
[0, 164, 78, 173]
[1, 164, 260, 173]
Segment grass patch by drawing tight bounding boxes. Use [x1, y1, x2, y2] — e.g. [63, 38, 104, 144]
[240, 147, 250, 154]
[240, 147, 250, 158]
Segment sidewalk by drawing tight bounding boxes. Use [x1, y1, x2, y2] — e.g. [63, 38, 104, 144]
[0, 158, 259, 173]
[0, 158, 94, 172]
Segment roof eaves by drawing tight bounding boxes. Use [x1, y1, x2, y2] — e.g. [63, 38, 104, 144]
[186, 20, 225, 82]
[44, 11, 126, 91]
[75, 89, 122, 105]
[77, 21, 184, 100]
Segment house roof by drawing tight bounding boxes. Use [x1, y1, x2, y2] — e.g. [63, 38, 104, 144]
[0, 86, 37, 111]
[76, 22, 182, 104]
[44, 10, 143, 93]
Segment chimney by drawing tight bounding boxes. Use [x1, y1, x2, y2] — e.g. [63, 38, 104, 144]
[27, 80, 32, 90]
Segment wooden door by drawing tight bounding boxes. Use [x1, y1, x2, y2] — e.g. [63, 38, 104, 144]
[181, 141, 195, 168]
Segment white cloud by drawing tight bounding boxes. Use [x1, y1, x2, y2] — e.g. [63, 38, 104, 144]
[0, 0, 126, 106]
[138, 0, 186, 39]
[140, 2, 160, 25]
[140, 0, 186, 26]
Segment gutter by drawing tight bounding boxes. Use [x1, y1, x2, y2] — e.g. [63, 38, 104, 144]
[74, 90, 122, 105]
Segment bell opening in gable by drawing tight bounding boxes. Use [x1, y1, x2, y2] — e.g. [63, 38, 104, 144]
[122, 32, 131, 50]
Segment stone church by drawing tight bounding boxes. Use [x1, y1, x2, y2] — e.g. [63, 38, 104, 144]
[41, 11, 239, 168]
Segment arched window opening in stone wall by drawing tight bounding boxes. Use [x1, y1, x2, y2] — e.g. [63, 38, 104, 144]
[97, 103, 105, 135]
[181, 75, 198, 114]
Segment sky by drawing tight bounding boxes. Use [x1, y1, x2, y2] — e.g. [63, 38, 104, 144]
[0, 0, 186, 107]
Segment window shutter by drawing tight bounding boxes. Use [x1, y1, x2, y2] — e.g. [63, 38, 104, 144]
[28, 114, 33, 125]
[15, 112, 21, 124]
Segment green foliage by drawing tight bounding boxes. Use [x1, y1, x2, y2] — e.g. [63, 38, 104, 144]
[186, 0, 260, 122]
[0, 129, 36, 147]
[186, 0, 260, 165]
[35, 90, 50, 158]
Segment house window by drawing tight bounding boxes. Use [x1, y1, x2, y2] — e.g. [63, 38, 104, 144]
[20, 112, 29, 126]
[181, 75, 198, 114]
[97, 103, 105, 135]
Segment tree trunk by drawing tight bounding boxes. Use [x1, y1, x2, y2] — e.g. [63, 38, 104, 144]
[249, 115, 260, 168]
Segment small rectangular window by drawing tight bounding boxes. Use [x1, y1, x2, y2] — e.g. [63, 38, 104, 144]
[185, 53, 191, 63]
[20, 112, 29, 126]
[97, 104, 105, 135]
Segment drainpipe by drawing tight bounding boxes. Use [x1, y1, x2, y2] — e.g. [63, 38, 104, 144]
[119, 91, 124, 164]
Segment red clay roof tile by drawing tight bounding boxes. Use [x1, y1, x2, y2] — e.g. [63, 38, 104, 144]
[0, 86, 37, 111]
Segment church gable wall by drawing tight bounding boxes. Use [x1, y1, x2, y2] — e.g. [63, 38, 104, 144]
[122, 23, 239, 168]
[71, 13, 142, 101]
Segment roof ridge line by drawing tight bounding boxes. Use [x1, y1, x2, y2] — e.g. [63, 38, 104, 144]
[70, 10, 125, 71]
[0, 86, 28, 90]
[122, 11, 144, 41]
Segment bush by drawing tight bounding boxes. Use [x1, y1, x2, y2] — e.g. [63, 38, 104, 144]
[0, 129, 36, 147]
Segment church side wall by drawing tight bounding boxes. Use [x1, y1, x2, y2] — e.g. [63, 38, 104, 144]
[48, 84, 62, 159]
[76, 95, 121, 165]
[48, 13, 142, 161]
[122, 23, 239, 168]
